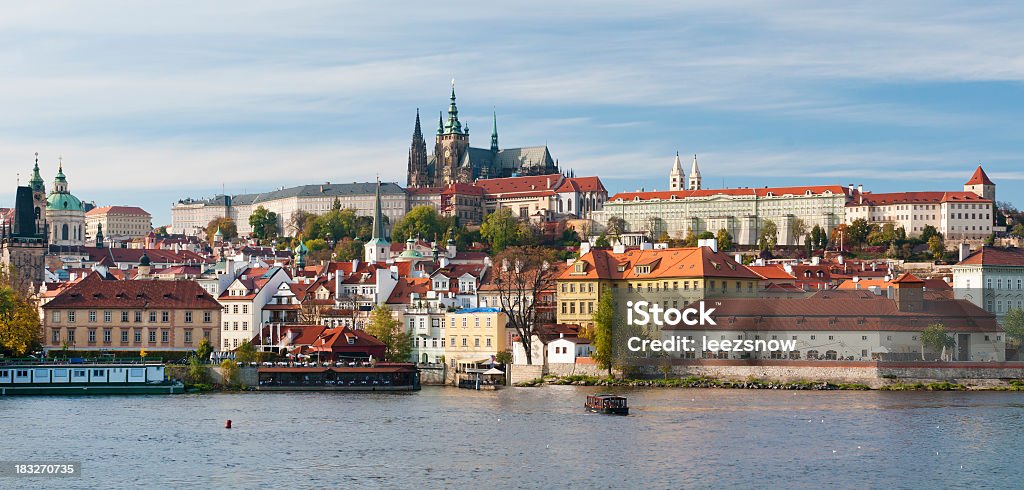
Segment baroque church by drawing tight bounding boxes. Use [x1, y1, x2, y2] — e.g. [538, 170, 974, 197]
[407, 83, 559, 188]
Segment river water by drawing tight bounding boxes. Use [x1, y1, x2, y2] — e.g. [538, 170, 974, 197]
[1, 387, 1022, 489]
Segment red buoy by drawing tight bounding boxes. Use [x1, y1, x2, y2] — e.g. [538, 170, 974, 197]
[225, 419, 232, 429]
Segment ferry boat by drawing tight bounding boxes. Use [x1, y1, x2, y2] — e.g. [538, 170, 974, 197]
[585, 394, 629, 415]
[256, 363, 420, 391]
[0, 359, 184, 395]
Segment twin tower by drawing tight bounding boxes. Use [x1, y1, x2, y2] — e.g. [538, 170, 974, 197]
[669, 152, 703, 191]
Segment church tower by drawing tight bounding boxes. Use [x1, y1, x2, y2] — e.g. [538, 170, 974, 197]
[669, 152, 685, 191]
[364, 179, 390, 263]
[407, 109, 429, 188]
[688, 154, 702, 190]
[434, 81, 470, 186]
[29, 153, 46, 235]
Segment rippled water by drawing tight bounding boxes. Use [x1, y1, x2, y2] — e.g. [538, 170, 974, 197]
[2, 387, 1023, 489]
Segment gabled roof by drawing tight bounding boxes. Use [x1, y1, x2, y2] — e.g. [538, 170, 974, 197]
[386, 277, 432, 304]
[958, 246, 1024, 267]
[44, 273, 220, 310]
[559, 247, 760, 281]
[965, 166, 994, 186]
[851, 191, 990, 206]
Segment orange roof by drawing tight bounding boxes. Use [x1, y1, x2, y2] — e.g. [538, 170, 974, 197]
[965, 166, 994, 186]
[386, 277, 431, 304]
[958, 246, 1024, 267]
[559, 247, 760, 281]
[747, 265, 797, 280]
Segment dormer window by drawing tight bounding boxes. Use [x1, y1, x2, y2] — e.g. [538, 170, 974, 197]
[573, 262, 586, 274]
[634, 265, 652, 275]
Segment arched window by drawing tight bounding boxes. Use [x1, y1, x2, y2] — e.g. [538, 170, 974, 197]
[806, 350, 819, 359]
[61, 224, 69, 241]
[825, 350, 838, 360]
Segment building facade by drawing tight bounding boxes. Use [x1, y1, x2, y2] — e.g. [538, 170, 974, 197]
[45, 162, 87, 247]
[86, 206, 153, 242]
[445, 307, 508, 369]
[1, 185, 47, 292]
[41, 273, 222, 352]
[953, 246, 1024, 323]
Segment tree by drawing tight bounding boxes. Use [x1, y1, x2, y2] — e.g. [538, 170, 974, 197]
[921, 323, 955, 361]
[683, 230, 698, 247]
[809, 225, 827, 250]
[984, 234, 996, 247]
[393, 206, 451, 243]
[928, 235, 945, 260]
[492, 247, 559, 365]
[195, 337, 213, 363]
[594, 235, 611, 248]
[592, 285, 615, 376]
[219, 359, 239, 386]
[187, 356, 209, 384]
[365, 304, 412, 362]
[480, 208, 531, 253]
[333, 237, 364, 261]
[804, 235, 813, 258]
[606, 216, 626, 236]
[0, 280, 40, 357]
[1011, 223, 1024, 239]
[154, 226, 168, 235]
[847, 218, 870, 247]
[205, 217, 237, 243]
[248, 206, 279, 242]
[235, 340, 259, 364]
[758, 219, 778, 251]
[287, 210, 317, 238]
[790, 218, 807, 246]
[920, 225, 941, 243]
[1003, 308, 1024, 360]
[716, 228, 734, 251]
[494, 350, 513, 366]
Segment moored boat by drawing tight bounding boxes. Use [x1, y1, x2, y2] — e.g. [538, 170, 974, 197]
[585, 394, 629, 415]
[0, 358, 184, 395]
[256, 363, 420, 391]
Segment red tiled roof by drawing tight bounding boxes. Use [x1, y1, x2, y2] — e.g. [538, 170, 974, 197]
[891, 272, 924, 284]
[609, 185, 848, 202]
[965, 166, 994, 186]
[958, 246, 1024, 267]
[851, 191, 990, 206]
[747, 265, 796, 280]
[85, 205, 151, 217]
[386, 277, 431, 304]
[43, 273, 221, 310]
[559, 247, 760, 281]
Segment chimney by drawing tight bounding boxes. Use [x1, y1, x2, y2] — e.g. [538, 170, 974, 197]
[579, 241, 591, 256]
[958, 242, 971, 262]
[848, 183, 854, 193]
[857, 184, 863, 194]
[612, 243, 626, 254]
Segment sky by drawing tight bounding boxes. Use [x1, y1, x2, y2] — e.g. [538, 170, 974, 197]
[2, 1, 1023, 226]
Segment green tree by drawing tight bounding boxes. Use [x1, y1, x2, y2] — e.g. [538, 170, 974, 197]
[1004, 308, 1024, 360]
[847, 218, 870, 247]
[1011, 223, 1024, 239]
[0, 284, 40, 357]
[594, 235, 611, 248]
[928, 235, 945, 260]
[605, 216, 626, 236]
[219, 359, 239, 386]
[984, 234, 996, 247]
[758, 219, 778, 251]
[235, 340, 259, 364]
[154, 226, 168, 235]
[804, 235, 813, 258]
[683, 230, 698, 247]
[920, 224, 941, 243]
[187, 356, 209, 384]
[392, 206, 451, 242]
[494, 350, 513, 366]
[809, 225, 827, 250]
[592, 286, 615, 376]
[790, 218, 807, 245]
[333, 237, 364, 261]
[716, 228, 734, 251]
[195, 337, 213, 363]
[480, 208, 530, 253]
[921, 323, 956, 360]
[205, 217, 237, 243]
[365, 304, 412, 362]
[248, 206, 279, 242]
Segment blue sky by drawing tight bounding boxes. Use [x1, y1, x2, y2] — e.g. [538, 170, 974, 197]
[2, 1, 1023, 226]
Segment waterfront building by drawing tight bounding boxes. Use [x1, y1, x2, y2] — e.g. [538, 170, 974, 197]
[594, 176, 848, 246]
[844, 166, 995, 241]
[475, 174, 607, 222]
[952, 246, 1024, 322]
[406, 84, 559, 188]
[171, 181, 407, 238]
[45, 160, 87, 247]
[445, 307, 508, 370]
[556, 243, 761, 331]
[41, 272, 222, 353]
[662, 275, 1004, 361]
[387, 277, 452, 364]
[85, 206, 152, 243]
[218, 266, 291, 351]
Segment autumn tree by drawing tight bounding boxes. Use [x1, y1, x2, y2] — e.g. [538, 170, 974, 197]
[205, 217, 237, 243]
[195, 337, 213, 363]
[365, 304, 412, 362]
[248, 206, 279, 242]
[0, 273, 41, 357]
[928, 235, 945, 260]
[716, 229, 734, 251]
[790, 218, 807, 246]
[846, 218, 870, 248]
[592, 285, 615, 376]
[235, 340, 260, 364]
[333, 237, 364, 261]
[758, 220, 778, 251]
[492, 247, 559, 365]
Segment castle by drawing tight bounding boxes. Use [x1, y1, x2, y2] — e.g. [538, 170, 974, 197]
[407, 82, 559, 188]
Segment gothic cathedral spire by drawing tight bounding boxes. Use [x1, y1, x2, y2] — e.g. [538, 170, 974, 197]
[490, 109, 499, 153]
[407, 109, 428, 188]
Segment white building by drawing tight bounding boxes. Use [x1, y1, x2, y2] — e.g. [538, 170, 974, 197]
[953, 246, 1024, 322]
[44, 163, 87, 247]
[845, 166, 995, 241]
[217, 266, 291, 351]
[85, 206, 153, 242]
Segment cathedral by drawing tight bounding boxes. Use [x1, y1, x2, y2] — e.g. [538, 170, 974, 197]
[407, 83, 559, 188]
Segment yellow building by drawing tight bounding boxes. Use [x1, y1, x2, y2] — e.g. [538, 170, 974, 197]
[445, 307, 508, 370]
[556, 245, 762, 330]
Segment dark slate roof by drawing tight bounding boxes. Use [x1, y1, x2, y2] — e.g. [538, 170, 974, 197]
[177, 182, 405, 206]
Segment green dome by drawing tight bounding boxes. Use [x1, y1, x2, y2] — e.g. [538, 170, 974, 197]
[46, 192, 84, 211]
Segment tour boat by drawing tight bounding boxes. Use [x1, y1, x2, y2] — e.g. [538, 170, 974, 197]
[0, 359, 184, 395]
[585, 394, 629, 415]
[256, 363, 420, 391]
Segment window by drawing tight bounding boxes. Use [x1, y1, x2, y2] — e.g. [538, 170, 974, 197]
[149, 311, 157, 323]
[242, 305, 249, 314]
[462, 337, 467, 347]
[203, 311, 212, 323]
[242, 322, 248, 331]
[161, 311, 169, 323]
[134, 330, 141, 343]
[121, 330, 129, 343]
[149, 331, 157, 343]
[52, 311, 60, 323]
[67, 330, 75, 343]
[185, 311, 193, 323]
[68, 311, 76, 323]
[88, 329, 96, 343]
[103, 311, 111, 323]
[51, 329, 60, 343]
[103, 329, 111, 343]
[450, 337, 456, 347]
[233, 322, 239, 331]
[474, 338, 480, 347]
[135, 311, 142, 323]
[121, 311, 129, 322]
[89, 311, 97, 323]
[232, 305, 238, 314]
[861, 336, 867, 340]
[486, 338, 492, 347]
[224, 339, 230, 348]
[161, 331, 169, 343]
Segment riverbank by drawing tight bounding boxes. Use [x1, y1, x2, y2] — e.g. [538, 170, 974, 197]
[516, 374, 1024, 391]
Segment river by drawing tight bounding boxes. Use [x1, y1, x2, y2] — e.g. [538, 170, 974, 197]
[1, 387, 1022, 489]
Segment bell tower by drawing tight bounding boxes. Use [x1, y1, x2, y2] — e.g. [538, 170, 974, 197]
[434, 80, 470, 186]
